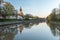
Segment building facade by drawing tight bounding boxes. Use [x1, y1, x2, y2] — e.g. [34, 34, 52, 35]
[17, 7, 24, 19]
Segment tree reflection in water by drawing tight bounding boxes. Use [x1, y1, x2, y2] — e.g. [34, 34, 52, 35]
[17, 22, 40, 34]
[0, 25, 18, 40]
[46, 22, 60, 40]
[0, 21, 40, 40]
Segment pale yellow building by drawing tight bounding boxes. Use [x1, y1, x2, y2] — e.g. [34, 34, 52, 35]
[17, 7, 24, 19]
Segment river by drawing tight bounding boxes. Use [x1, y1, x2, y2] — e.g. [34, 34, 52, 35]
[0, 22, 60, 40]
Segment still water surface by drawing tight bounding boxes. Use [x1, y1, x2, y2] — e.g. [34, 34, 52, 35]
[0, 22, 60, 40]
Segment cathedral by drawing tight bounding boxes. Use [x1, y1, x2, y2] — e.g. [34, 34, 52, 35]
[19, 7, 23, 16]
[17, 7, 24, 19]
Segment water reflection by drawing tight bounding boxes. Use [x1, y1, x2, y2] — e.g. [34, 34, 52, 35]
[46, 22, 60, 40]
[0, 21, 60, 40]
[46, 22, 60, 36]
[0, 21, 40, 40]
[0, 25, 18, 40]
[18, 22, 40, 34]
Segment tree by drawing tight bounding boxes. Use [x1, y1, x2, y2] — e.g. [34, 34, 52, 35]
[3, 2, 14, 16]
[24, 14, 29, 20]
[46, 8, 56, 21]
[0, 1, 15, 19]
[47, 8, 60, 21]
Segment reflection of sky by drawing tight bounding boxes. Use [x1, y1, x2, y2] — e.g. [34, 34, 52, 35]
[4, 0, 60, 17]
[14, 23, 59, 40]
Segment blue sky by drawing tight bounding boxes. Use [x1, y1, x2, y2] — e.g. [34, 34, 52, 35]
[4, 0, 60, 17]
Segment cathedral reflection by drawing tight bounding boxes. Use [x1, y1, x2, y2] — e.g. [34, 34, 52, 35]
[18, 22, 40, 34]
[18, 24, 23, 34]
[0, 21, 40, 40]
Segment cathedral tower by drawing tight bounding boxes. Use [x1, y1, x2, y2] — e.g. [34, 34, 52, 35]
[19, 7, 23, 16]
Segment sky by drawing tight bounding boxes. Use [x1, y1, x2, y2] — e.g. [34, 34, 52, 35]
[4, 0, 60, 17]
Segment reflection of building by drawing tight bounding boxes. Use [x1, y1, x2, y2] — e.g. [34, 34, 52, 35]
[17, 22, 38, 33]
[19, 25, 23, 34]
[17, 24, 23, 34]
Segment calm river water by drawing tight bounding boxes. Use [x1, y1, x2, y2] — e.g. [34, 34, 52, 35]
[0, 22, 60, 40]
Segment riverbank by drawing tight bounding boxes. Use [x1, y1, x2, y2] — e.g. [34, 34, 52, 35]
[0, 18, 46, 26]
[47, 21, 60, 25]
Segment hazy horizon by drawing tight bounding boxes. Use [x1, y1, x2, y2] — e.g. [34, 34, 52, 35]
[4, 0, 60, 17]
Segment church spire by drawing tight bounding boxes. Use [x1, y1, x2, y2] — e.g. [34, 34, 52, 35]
[20, 7, 22, 11]
[19, 6, 23, 16]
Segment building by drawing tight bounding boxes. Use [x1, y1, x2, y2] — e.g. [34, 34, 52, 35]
[19, 7, 23, 16]
[17, 7, 24, 19]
